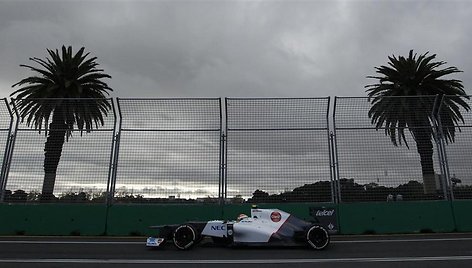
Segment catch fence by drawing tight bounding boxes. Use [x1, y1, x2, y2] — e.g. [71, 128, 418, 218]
[437, 96, 472, 199]
[225, 98, 332, 203]
[1, 98, 115, 202]
[0, 96, 470, 204]
[333, 96, 444, 202]
[113, 98, 222, 202]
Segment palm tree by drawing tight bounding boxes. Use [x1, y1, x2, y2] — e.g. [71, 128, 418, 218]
[365, 50, 469, 194]
[11, 46, 113, 201]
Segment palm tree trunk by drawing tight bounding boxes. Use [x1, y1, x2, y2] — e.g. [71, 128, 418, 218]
[413, 127, 436, 195]
[41, 110, 66, 202]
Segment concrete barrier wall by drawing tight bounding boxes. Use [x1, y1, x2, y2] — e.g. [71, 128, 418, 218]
[338, 201, 456, 234]
[0, 201, 470, 236]
[452, 200, 472, 232]
[0, 204, 107, 236]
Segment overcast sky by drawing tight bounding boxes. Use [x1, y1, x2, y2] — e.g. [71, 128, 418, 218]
[1, 0, 471, 99]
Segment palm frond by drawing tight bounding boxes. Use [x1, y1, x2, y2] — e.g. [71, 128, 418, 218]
[366, 50, 468, 147]
[11, 46, 113, 136]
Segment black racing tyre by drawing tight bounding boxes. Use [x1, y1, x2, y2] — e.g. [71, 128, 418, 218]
[306, 225, 330, 250]
[173, 224, 199, 250]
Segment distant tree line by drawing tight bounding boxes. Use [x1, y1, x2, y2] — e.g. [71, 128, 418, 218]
[248, 178, 472, 203]
[3, 178, 472, 203]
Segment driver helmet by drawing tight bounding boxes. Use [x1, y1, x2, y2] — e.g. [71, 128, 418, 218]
[237, 213, 249, 221]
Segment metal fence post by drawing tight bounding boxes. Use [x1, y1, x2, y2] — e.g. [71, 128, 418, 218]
[326, 97, 337, 203]
[0, 99, 15, 202]
[219, 98, 226, 204]
[0, 99, 19, 202]
[329, 132, 338, 203]
[439, 137, 453, 200]
[105, 98, 119, 205]
[433, 95, 454, 200]
[331, 97, 342, 203]
[106, 98, 122, 205]
[220, 133, 227, 202]
[223, 98, 229, 203]
[0, 133, 13, 202]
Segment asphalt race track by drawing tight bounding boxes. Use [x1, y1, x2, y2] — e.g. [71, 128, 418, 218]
[1, 233, 472, 268]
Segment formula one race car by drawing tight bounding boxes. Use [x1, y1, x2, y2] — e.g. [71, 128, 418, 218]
[146, 207, 330, 250]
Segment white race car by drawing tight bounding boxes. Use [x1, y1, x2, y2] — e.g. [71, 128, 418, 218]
[146, 207, 330, 250]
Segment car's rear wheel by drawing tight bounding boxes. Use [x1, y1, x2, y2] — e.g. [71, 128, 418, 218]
[306, 225, 330, 250]
[173, 224, 199, 250]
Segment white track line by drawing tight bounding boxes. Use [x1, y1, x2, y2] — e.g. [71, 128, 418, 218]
[1, 256, 472, 264]
[0, 241, 142, 244]
[333, 237, 472, 243]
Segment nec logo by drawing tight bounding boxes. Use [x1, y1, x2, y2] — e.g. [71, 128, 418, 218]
[211, 225, 226, 231]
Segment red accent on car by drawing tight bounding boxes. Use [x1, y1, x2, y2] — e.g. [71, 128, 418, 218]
[270, 211, 282, 222]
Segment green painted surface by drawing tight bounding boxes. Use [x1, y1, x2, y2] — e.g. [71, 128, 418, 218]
[452, 200, 472, 232]
[0, 204, 107, 236]
[338, 201, 456, 234]
[0, 201, 470, 236]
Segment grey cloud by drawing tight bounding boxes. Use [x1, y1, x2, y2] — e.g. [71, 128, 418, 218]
[3, 1, 471, 99]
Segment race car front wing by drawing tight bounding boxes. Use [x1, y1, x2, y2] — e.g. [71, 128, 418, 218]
[146, 237, 166, 247]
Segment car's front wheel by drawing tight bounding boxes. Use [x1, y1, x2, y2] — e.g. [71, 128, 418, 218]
[173, 224, 199, 250]
[306, 225, 330, 250]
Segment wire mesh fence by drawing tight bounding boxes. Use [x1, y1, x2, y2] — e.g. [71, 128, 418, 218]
[438, 95, 472, 199]
[2, 98, 115, 203]
[333, 96, 445, 202]
[0, 96, 471, 204]
[225, 98, 332, 203]
[114, 99, 222, 203]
